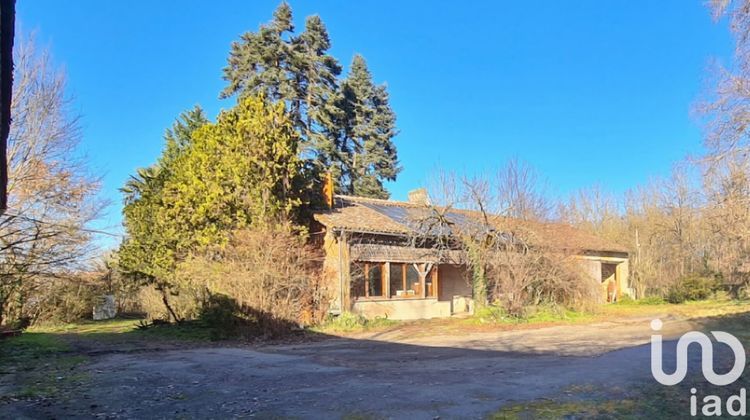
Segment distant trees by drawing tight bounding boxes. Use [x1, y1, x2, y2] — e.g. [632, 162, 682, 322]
[0, 38, 102, 325]
[221, 2, 400, 198]
[558, 167, 708, 298]
[702, 0, 750, 162]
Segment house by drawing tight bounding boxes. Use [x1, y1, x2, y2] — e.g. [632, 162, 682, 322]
[313, 192, 630, 320]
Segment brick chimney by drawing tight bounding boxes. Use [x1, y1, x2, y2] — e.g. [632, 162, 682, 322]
[407, 188, 431, 206]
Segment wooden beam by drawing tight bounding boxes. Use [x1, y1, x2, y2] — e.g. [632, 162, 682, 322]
[364, 263, 369, 298]
[433, 264, 439, 298]
[401, 264, 406, 295]
[384, 262, 390, 299]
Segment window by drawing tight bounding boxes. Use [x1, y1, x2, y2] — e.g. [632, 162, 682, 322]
[350, 261, 385, 299]
[406, 263, 421, 296]
[350, 262, 366, 299]
[390, 263, 404, 297]
[389, 263, 418, 298]
[367, 263, 383, 297]
[351, 261, 438, 300]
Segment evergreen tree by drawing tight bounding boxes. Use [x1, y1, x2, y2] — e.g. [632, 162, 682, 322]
[294, 15, 342, 175]
[119, 109, 209, 318]
[161, 106, 209, 165]
[339, 55, 400, 198]
[220, 3, 400, 199]
[164, 95, 302, 247]
[119, 96, 302, 320]
[221, 2, 297, 105]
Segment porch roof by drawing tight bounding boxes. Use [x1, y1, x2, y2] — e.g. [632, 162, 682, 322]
[350, 243, 465, 264]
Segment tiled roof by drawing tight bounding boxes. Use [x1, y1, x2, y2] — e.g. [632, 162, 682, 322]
[314, 195, 629, 254]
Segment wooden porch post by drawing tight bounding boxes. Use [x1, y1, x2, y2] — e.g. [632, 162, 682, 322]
[384, 262, 390, 299]
[412, 263, 433, 298]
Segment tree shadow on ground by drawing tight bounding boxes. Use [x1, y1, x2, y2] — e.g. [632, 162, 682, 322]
[3, 308, 750, 419]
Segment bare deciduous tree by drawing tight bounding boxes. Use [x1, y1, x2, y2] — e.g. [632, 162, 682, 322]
[0, 37, 103, 325]
[423, 162, 596, 316]
[493, 158, 551, 221]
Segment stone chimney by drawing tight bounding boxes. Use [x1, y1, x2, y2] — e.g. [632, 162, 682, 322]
[407, 188, 431, 206]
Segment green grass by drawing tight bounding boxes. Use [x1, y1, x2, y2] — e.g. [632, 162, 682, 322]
[466, 304, 594, 326]
[614, 295, 666, 305]
[0, 332, 86, 399]
[312, 312, 400, 334]
[29, 318, 143, 335]
[601, 297, 750, 320]
[490, 399, 639, 419]
[134, 320, 214, 341]
[490, 309, 750, 419]
[1, 317, 216, 400]
[27, 317, 214, 342]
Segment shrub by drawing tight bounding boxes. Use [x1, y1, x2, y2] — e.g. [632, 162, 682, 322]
[20, 275, 104, 325]
[474, 305, 511, 323]
[198, 294, 242, 340]
[176, 223, 327, 336]
[138, 284, 205, 322]
[666, 273, 722, 304]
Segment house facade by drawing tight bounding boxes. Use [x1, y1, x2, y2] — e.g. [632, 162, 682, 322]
[314, 194, 629, 320]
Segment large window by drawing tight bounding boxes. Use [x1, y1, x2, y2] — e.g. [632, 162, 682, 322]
[352, 261, 439, 300]
[350, 262, 385, 299]
[367, 263, 383, 297]
[390, 263, 420, 298]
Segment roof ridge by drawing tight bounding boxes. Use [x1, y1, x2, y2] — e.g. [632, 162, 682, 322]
[335, 194, 421, 208]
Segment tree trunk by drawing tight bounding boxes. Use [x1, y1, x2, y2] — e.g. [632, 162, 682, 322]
[159, 287, 180, 323]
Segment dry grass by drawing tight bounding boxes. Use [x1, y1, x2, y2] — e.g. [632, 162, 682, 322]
[324, 299, 750, 338]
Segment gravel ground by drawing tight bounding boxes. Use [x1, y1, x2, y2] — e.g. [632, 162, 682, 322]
[0, 315, 728, 419]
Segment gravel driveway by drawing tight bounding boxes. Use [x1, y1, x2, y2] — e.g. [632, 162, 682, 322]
[4, 315, 714, 419]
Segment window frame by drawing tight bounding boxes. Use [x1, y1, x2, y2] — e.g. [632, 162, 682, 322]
[352, 261, 439, 301]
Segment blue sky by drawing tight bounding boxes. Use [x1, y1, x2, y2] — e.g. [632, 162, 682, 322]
[18, 1, 733, 246]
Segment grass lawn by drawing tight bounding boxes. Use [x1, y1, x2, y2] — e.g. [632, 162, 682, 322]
[26, 317, 215, 341]
[0, 331, 84, 399]
[0, 317, 213, 400]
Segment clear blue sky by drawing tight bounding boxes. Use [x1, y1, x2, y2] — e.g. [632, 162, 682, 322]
[18, 1, 733, 246]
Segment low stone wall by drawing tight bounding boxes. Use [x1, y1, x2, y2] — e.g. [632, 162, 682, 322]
[352, 298, 451, 320]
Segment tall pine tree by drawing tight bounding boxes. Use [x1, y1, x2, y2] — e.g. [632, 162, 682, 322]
[221, 3, 400, 199]
[339, 55, 399, 198]
[221, 3, 297, 104]
[294, 15, 342, 175]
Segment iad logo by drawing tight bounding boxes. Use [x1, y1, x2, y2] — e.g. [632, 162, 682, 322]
[650, 318, 748, 417]
[650, 318, 745, 386]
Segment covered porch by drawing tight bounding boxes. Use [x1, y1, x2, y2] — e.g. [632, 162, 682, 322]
[346, 244, 473, 320]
